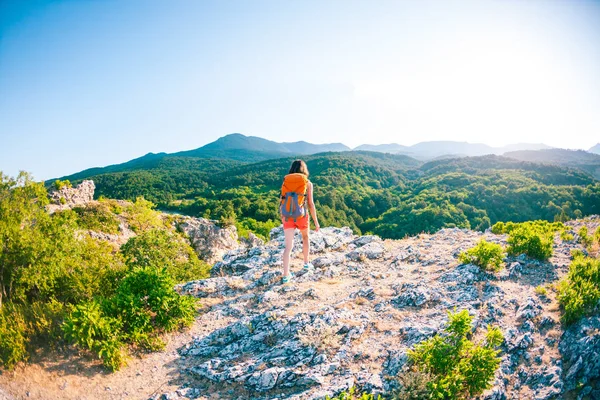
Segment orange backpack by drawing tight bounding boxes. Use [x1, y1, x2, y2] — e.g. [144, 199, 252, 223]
[280, 173, 309, 221]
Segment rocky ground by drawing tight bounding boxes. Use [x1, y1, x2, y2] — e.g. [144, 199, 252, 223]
[163, 218, 599, 400]
[1, 214, 599, 400]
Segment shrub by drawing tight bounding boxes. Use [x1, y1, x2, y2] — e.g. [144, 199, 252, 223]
[492, 220, 564, 235]
[0, 173, 198, 371]
[557, 256, 600, 325]
[535, 285, 548, 296]
[325, 387, 382, 400]
[595, 226, 600, 244]
[458, 239, 505, 272]
[578, 226, 593, 248]
[63, 301, 125, 371]
[570, 249, 586, 259]
[98, 197, 124, 214]
[560, 230, 574, 242]
[73, 203, 120, 234]
[63, 267, 197, 370]
[506, 226, 553, 261]
[492, 221, 564, 261]
[108, 267, 197, 337]
[53, 179, 72, 190]
[490, 222, 505, 235]
[0, 306, 28, 369]
[390, 369, 432, 399]
[125, 197, 164, 233]
[408, 309, 503, 399]
[121, 229, 210, 283]
[22, 299, 66, 341]
[54, 236, 126, 304]
[554, 210, 570, 222]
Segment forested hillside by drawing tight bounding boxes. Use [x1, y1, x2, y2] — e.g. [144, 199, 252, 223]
[56, 150, 600, 240]
[504, 149, 600, 179]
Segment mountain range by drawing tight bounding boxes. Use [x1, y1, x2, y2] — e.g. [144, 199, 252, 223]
[191, 133, 557, 160]
[48, 129, 600, 243]
[55, 133, 600, 186]
[355, 141, 554, 159]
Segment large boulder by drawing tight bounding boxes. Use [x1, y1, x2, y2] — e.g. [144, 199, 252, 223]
[178, 217, 240, 264]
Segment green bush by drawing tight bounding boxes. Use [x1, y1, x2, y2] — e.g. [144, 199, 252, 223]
[98, 197, 124, 214]
[109, 267, 197, 336]
[0, 306, 28, 369]
[408, 309, 503, 399]
[53, 236, 126, 304]
[560, 230, 574, 242]
[595, 226, 600, 244]
[492, 220, 564, 235]
[63, 301, 125, 371]
[53, 179, 72, 190]
[570, 249, 586, 259]
[125, 197, 165, 233]
[490, 222, 505, 235]
[458, 239, 505, 272]
[557, 255, 600, 325]
[63, 267, 197, 370]
[506, 226, 553, 261]
[22, 300, 66, 342]
[73, 203, 120, 234]
[535, 285, 548, 296]
[578, 226, 593, 248]
[121, 229, 210, 283]
[325, 387, 382, 400]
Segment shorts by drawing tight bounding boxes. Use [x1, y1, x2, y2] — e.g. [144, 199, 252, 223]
[282, 214, 309, 231]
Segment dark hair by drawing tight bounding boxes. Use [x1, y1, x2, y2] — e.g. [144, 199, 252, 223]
[289, 160, 309, 176]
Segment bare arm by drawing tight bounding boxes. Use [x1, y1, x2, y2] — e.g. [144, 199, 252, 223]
[307, 181, 320, 231]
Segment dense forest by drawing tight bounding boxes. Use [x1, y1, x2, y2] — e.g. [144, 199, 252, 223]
[57, 150, 600, 240]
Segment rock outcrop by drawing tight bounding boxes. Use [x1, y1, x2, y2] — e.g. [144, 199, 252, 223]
[48, 180, 95, 207]
[157, 219, 600, 400]
[177, 217, 240, 265]
[559, 315, 600, 396]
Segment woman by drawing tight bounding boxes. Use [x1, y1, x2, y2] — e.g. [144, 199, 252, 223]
[280, 160, 320, 283]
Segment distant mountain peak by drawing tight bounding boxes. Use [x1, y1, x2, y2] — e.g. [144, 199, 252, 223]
[198, 133, 350, 155]
[589, 143, 600, 155]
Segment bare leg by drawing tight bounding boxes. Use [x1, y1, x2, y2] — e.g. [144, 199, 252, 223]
[301, 229, 310, 264]
[283, 228, 295, 277]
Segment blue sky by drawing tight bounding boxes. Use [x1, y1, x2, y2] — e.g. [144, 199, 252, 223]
[1, 0, 599, 180]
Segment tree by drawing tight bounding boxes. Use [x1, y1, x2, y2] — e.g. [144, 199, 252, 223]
[120, 229, 210, 282]
[0, 172, 51, 308]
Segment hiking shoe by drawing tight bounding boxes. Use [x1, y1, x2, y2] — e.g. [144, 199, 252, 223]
[282, 272, 294, 283]
[303, 263, 314, 270]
